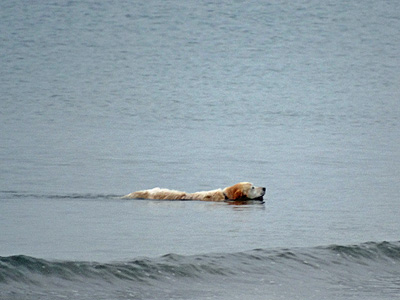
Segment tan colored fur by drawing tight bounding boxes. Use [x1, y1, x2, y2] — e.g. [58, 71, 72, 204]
[122, 182, 265, 202]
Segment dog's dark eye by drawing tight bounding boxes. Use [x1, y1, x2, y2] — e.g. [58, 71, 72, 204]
[251, 186, 255, 189]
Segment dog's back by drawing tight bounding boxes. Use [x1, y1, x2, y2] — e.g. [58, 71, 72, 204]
[123, 187, 187, 200]
[122, 187, 225, 201]
[186, 189, 225, 201]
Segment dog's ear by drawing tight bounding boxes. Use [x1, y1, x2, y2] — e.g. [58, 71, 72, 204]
[224, 184, 244, 200]
[232, 189, 244, 199]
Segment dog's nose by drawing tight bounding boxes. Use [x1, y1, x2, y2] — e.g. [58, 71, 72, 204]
[262, 187, 266, 192]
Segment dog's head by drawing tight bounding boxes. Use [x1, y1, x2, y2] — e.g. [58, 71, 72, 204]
[223, 182, 266, 200]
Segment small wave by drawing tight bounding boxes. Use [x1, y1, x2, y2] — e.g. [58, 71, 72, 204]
[1, 241, 399, 286]
[325, 241, 400, 261]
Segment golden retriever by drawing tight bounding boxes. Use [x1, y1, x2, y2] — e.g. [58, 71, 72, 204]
[122, 182, 266, 202]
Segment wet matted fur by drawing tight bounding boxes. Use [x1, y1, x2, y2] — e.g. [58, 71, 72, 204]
[122, 182, 266, 202]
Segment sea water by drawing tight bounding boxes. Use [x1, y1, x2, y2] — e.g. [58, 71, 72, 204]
[1, 0, 399, 299]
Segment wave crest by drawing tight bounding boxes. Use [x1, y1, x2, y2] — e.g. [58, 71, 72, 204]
[1, 241, 399, 286]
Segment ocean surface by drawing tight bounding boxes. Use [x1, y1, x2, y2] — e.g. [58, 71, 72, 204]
[1, 0, 399, 299]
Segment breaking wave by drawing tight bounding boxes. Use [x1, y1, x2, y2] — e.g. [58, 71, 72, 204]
[1, 241, 399, 299]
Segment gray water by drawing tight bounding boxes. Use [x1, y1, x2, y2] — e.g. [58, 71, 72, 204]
[1, 0, 400, 298]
